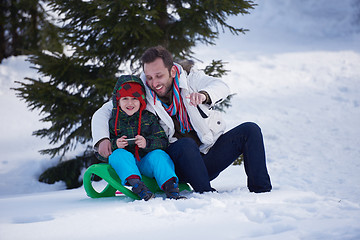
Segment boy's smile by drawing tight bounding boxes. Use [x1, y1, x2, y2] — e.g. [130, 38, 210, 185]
[119, 97, 140, 116]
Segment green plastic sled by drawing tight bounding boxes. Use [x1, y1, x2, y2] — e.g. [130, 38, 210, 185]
[83, 163, 191, 200]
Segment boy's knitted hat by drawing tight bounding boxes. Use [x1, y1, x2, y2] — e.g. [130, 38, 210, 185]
[114, 80, 146, 160]
[115, 82, 146, 111]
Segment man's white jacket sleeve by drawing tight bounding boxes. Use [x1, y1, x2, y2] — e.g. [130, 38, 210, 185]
[188, 67, 230, 106]
[91, 100, 112, 147]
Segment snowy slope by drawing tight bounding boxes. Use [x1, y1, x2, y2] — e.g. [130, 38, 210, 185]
[1, 0, 360, 239]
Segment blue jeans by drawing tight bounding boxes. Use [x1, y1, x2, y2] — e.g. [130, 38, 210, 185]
[166, 122, 272, 193]
[108, 148, 177, 188]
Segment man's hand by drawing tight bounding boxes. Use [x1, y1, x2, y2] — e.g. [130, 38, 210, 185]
[187, 92, 206, 106]
[98, 138, 112, 158]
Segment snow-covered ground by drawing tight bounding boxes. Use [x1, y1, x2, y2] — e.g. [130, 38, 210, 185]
[1, 0, 360, 239]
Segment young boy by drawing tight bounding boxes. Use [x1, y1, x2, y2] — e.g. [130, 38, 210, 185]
[105, 75, 185, 200]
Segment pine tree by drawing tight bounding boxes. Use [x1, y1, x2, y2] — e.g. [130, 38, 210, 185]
[0, 0, 61, 63]
[14, 0, 254, 187]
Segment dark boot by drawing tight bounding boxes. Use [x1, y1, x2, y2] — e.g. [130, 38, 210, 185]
[131, 181, 155, 201]
[163, 180, 186, 200]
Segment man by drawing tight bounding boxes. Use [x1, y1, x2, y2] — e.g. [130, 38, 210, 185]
[92, 46, 272, 193]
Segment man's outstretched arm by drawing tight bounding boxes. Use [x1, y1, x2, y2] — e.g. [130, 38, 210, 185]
[91, 101, 113, 158]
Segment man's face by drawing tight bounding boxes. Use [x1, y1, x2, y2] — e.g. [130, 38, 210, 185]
[144, 58, 176, 98]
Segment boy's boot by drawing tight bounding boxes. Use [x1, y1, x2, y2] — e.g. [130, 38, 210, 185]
[163, 179, 187, 200]
[128, 179, 155, 201]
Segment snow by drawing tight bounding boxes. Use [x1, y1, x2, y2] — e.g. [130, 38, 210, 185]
[1, 0, 360, 239]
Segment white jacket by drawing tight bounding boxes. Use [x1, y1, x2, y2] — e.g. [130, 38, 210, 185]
[91, 63, 230, 154]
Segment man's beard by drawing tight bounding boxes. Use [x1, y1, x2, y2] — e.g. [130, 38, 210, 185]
[156, 83, 173, 103]
[155, 81, 173, 99]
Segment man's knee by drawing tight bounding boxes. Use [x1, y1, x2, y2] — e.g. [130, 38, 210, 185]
[237, 122, 263, 139]
[242, 122, 261, 132]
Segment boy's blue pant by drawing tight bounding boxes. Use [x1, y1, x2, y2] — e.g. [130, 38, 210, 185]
[109, 149, 177, 188]
[166, 122, 272, 193]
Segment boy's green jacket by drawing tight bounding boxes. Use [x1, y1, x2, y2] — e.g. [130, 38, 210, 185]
[108, 75, 168, 159]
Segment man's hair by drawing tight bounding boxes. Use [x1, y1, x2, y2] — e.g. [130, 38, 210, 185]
[141, 46, 173, 71]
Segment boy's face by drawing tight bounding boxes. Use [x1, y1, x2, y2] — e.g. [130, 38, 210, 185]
[144, 57, 176, 98]
[119, 97, 140, 116]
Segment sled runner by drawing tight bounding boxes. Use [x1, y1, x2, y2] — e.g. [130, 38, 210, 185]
[83, 163, 191, 200]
